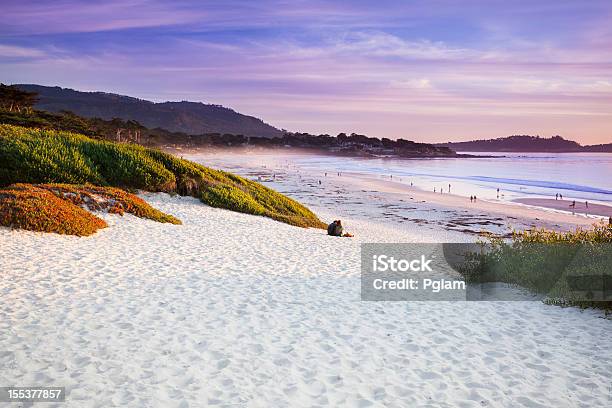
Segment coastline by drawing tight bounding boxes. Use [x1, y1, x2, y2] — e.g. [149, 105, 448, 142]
[185, 151, 609, 237]
[346, 173, 609, 227]
[2, 149, 610, 406]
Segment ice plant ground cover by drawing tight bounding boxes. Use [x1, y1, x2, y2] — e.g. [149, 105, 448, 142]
[0, 184, 181, 236]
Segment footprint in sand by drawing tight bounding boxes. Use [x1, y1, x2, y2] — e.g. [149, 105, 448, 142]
[216, 359, 230, 370]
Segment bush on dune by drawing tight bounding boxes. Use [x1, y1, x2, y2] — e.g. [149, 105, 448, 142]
[0, 183, 181, 236]
[0, 124, 325, 229]
[37, 184, 181, 225]
[0, 185, 108, 236]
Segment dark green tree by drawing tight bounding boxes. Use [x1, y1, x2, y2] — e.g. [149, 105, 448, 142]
[0, 84, 39, 113]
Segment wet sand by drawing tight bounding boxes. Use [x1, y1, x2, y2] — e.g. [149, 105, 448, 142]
[514, 198, 612, 218]
[349, 173, 610, 226]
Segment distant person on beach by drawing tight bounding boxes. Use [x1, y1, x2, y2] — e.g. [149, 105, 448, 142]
[497, 188, 500, 198]
[585, 201, 588, 209]
[318, 180, 321, 185]
[474, 196, 477, 202]
[569, 200, 576, 208]
[470, 196, 473, 202]
[555, 193, 558, 200]
[448, 184, 451, 193]
[434, 187, 436, 193]
[560, 194, 563, 200]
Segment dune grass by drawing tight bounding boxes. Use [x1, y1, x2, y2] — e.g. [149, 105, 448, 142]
[459, 223, 612, 310]
[0, 124, 325, 228]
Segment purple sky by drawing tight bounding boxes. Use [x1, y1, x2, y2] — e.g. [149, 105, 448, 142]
[1, 0, 611, 143]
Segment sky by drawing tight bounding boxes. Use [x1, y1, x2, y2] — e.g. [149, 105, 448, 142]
[1, 0, 611, 144]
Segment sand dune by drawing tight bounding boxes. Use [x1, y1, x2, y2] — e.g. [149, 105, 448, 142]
[1, 193, 610, 407]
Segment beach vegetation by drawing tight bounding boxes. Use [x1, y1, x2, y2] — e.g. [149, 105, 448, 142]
[458, 223, 612, 311]
[0, 84, 38, 114]
[0, 124, 325, 229]
[0, 183, 181, 236]
[0, 184, 108, 236]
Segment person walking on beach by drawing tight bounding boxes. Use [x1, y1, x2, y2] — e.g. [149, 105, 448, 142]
[434, 187, 436, 193]
[585, 201, 588, 209]
[497, 188, 500, 199]
[569, 200, 576, 208]
[448, 184, 451, 193]
[560, 194, 563, 200]
[474, 196, 477, 202]
[555, 193, 558, 200]
[470, 196, 473, 202]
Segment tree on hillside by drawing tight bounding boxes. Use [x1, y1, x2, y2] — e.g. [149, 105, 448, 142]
[0, 84, 39, 113]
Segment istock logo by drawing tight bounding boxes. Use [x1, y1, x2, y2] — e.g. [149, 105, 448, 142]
[372, 254, 433, 272]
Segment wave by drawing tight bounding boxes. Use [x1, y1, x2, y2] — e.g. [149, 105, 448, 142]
[467, 176, 612, 195]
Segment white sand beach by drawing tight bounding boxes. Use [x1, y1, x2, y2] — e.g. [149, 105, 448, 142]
[1, 193, 611, 407]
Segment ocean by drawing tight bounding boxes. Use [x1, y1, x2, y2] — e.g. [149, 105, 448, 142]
[291, 152, 612, 204]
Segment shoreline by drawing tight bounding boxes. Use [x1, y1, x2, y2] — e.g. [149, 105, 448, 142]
[345, 172, 609, 228]
[185, 151, 608, 236]
[514, 198, 612, 218]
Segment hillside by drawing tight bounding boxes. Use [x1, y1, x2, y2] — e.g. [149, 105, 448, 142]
[14, 84, 283, 138]
[0, 105, 458, 158]
[437, 135, 612, 153]
[582, 143, 612, 153]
